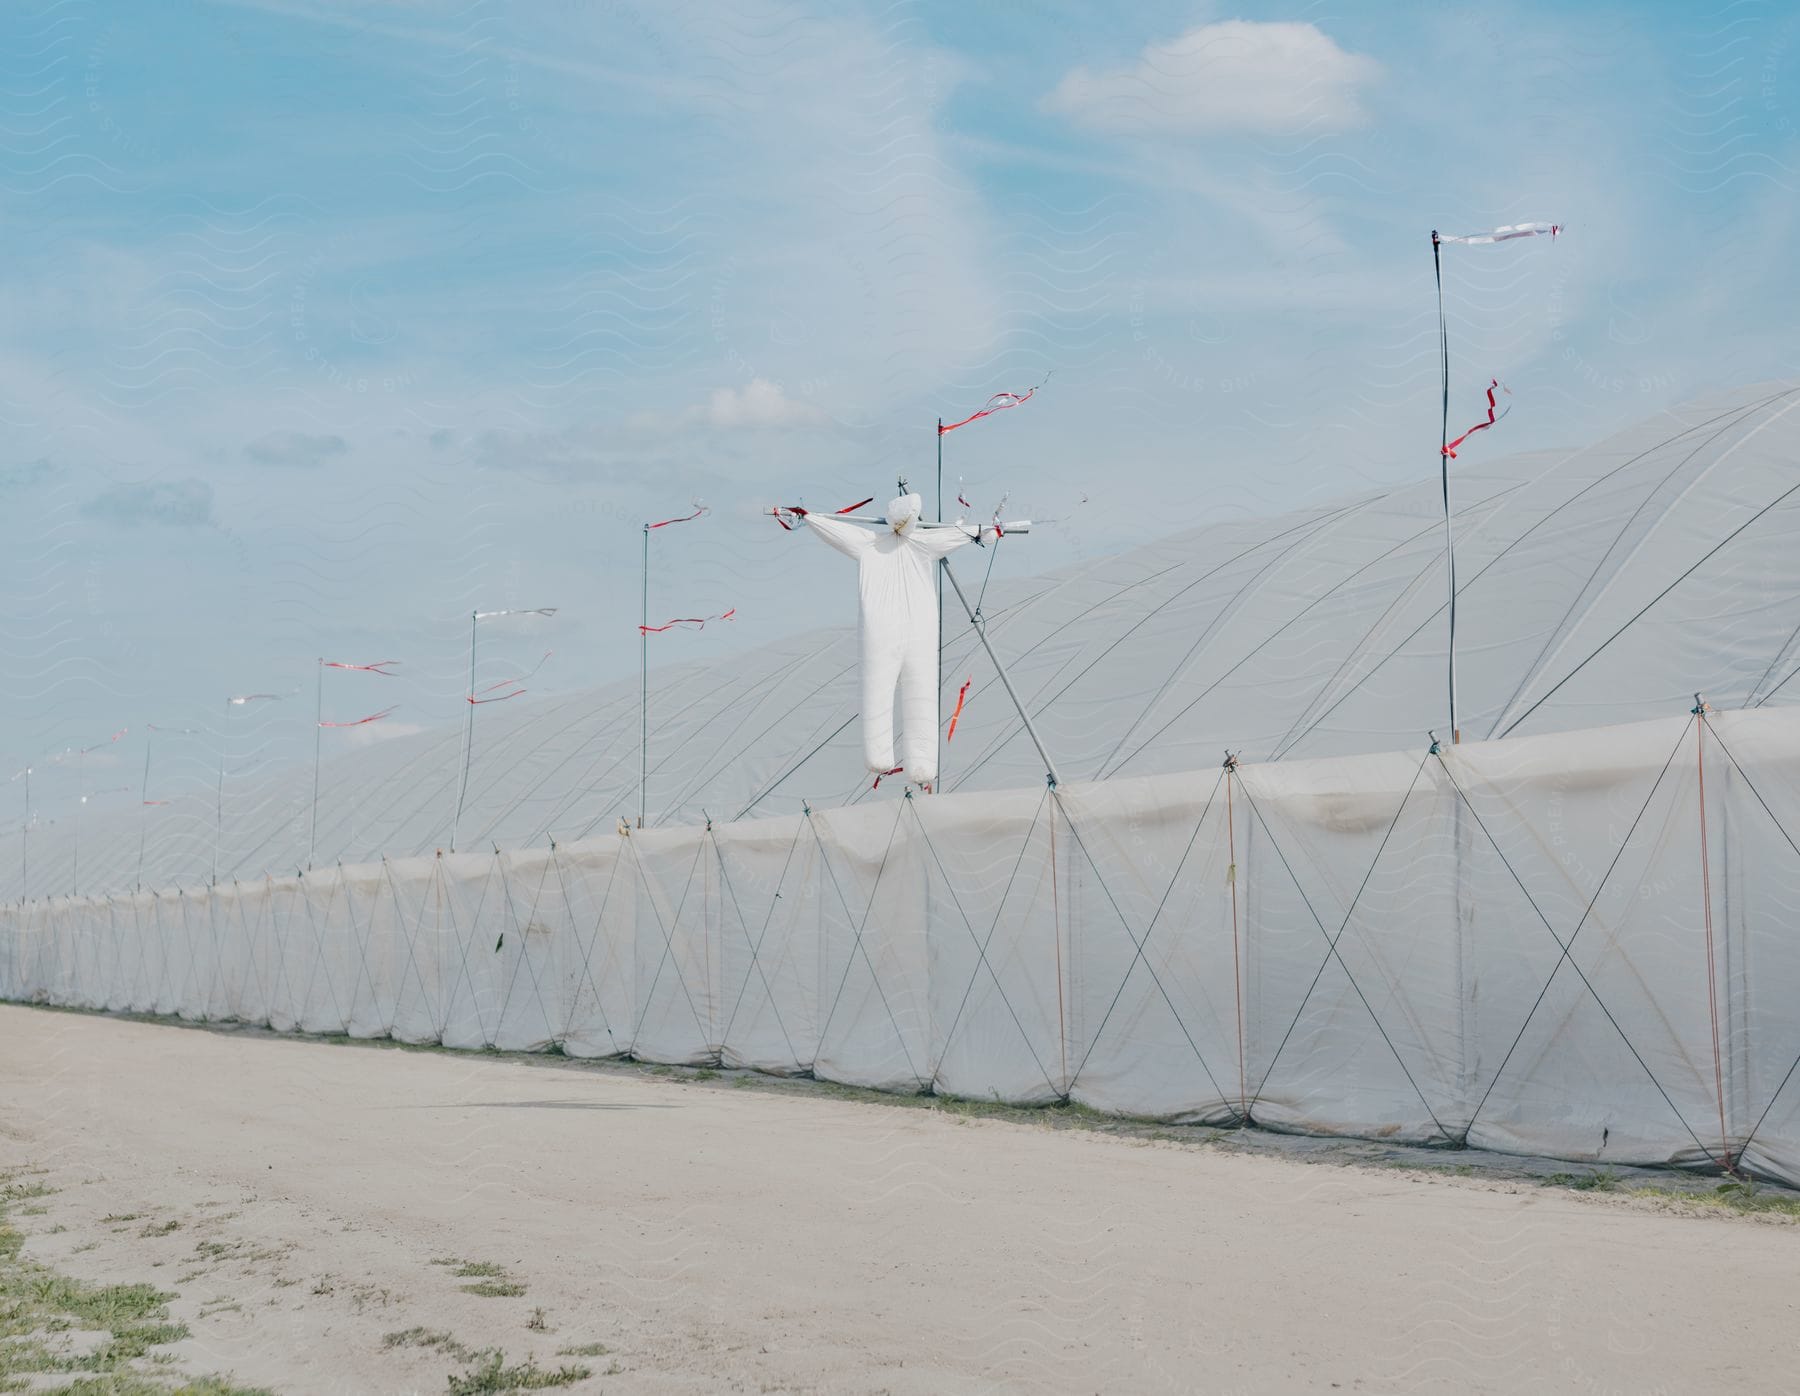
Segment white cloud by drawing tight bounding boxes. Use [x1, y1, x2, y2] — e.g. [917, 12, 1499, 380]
[624, 379, 830, 438]
[688, 378, 827, 431]
[1046, 21, 1381, 136]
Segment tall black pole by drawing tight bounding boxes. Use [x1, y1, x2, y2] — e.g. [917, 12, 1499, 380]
[136, 732, 152, 891]
[309, 658, 323, 869]
[639, 522, 649, 829]
[213, 700, 227, 884]
[1433, 230, 1458, 743]
[936, 417, 944, 787]
[452, 611, 476, 851]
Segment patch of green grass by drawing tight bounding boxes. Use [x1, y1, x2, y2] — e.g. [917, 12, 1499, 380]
[33, 1279, 172, 1331]
[137, 1220, 180, 1238]
[1629, 1179, 1800, 1219]
[187, 1239, 281, 1268]
[0, 1172, 256, 1394]
[436, 1260, 505, 1280]
[444, 1350, 590, 1395]
[108, 1322, 193, 1357]
[433, 1260, 526, 1298]
[555, 1342, 609, 1358]
[383, 1327, 477, 1364]
[1546, 1166, 1621, 1192]
[461, 1279, 527, 1299]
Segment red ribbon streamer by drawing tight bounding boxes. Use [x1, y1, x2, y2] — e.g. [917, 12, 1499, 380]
[772, 497, 873, 531]
[319, 705, 399, 728]
[640, 609, 737, 635]
[939, 383, 1042, 435]
[1443, 379, 1509, 459]
[648, 504, 709, 529]
[946, 677, 972, 741]
[872, 765, 903, 789]
[323, 659, 399, 675]
[468, 652, 552, 705]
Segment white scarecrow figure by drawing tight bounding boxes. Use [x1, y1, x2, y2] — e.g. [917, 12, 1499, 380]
[796, 492, 992, 788]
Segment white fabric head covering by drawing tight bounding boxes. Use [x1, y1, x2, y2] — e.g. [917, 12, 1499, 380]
[887, 493, 922, 533]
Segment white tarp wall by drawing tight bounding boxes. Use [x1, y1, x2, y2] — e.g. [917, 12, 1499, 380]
[7, 707, 1800, 1187]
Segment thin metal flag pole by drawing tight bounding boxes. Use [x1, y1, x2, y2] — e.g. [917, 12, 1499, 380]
[137, 731, 152, 891]
[941, 558, 1061, 788]
[310, 660, 397, 867]
[73, 794, 80, 898]
[1433, 229, 1458, 744]
[639, 522, 649, 829]
[1428, 220, 1557, 743]
[637, 505, 709, 828]
[926, 381, 1046, 784]
[452, 611, 477, 852]
[20, 764, 29, 901]
[309, 658, 323, 869]
[211, 696, 276, 883]
[212, 699, 227, 885]
[452, 609, 555, 852]
[936, 417, 944, 788]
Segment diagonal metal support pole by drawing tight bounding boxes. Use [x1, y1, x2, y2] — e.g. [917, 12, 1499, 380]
[940, 559, 1061, 789]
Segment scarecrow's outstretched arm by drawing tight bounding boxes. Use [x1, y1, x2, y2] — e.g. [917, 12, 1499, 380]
[910, 522, 979, 559]
[802, 510, 874, 559]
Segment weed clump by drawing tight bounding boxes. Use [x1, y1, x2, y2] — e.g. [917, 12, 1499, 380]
[444, 1350, 589, 1395]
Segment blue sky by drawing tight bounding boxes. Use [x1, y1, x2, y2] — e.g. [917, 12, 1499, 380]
[3, 0, 1796, 825]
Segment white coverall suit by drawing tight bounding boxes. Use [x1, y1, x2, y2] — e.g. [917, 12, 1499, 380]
[805, 494, 974, 785]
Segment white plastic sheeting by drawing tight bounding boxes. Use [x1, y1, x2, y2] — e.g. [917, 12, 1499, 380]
[11, 383, 1800, 905]
[8, 706, 1800, 1185]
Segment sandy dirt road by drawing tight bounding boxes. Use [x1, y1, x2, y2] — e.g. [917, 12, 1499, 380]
[1, 1005, 1796, 1394]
